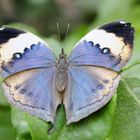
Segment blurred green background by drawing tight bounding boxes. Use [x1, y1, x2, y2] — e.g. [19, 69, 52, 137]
[0, 0, 140, 140]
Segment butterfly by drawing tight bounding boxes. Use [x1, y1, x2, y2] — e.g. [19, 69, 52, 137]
[0, 21, 134, 124]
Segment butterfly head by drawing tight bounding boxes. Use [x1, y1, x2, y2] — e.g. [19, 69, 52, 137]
[59, 48, 67, 58]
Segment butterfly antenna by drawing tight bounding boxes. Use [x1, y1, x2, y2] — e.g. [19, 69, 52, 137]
[63, 23, 70, 51]
[65, 23, 70, 40]
[57, 22, 61, 41]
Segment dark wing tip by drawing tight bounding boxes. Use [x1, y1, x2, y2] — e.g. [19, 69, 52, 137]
[0, 26, 25, 44]
[99, 20, 134, 48]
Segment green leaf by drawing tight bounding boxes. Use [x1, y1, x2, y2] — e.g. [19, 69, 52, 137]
[121, 60, 140, 73]
[0, 107, 16, 140]
[108, 78, 140, 140]
[120, 60, 140, 79]
[0, 77, 9, 106]
[11, 106, 66, 140]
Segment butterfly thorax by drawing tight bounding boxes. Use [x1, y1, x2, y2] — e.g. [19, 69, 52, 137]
[56, 49, 68, 93]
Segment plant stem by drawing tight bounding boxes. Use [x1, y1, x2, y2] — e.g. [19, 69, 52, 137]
[120, 60, 140, 73]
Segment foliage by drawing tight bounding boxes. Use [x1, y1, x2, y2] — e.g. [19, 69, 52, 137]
[0, 0, 140, 140]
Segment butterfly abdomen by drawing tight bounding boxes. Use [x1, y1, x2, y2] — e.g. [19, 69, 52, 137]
[56, 61, 68, 93]
[56, 70, 67, 93]
[56, 50, 68, 93]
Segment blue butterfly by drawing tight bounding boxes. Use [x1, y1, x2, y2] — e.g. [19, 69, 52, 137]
[0, 21, 134, 124]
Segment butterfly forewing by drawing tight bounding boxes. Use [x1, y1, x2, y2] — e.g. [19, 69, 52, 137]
[0, 27, 57, 78]
[68, 21, 134, 71]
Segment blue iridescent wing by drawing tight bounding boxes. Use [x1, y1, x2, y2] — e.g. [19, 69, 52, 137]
[0, 27, 60, 123]
[0, 27, 56, 78]
[68, 21, 134, 71]
[2, 68, 61, 123]
[64, 66, 120, 124]
[64, 21, 134, 124]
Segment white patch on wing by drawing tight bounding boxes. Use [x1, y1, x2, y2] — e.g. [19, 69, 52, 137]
[77, 29, 125, 55]
[0, 32, 48, 61]
[119, 21, 126, 24]
[0, 26, 5, 31]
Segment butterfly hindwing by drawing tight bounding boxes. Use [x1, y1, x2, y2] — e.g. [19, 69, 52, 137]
[64, 66, 120, 124]
[0, 27, 56, 78]
[68, 21, 134, 71]
[2, 68, 61, 123]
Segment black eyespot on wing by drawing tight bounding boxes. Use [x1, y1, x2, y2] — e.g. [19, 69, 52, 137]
[0, 27, 25, 44]
[88, 41, 94, 46]
[24, 48, 30, 52]
[30, 44, 38, 50]
[13, 53, 23, 60]
[101, 48, 110, 54]
[95, 43, 100, 48]
[96, 84, 104, 90]
[99, 21, 134, 47]
[103, 79, 109, 83]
